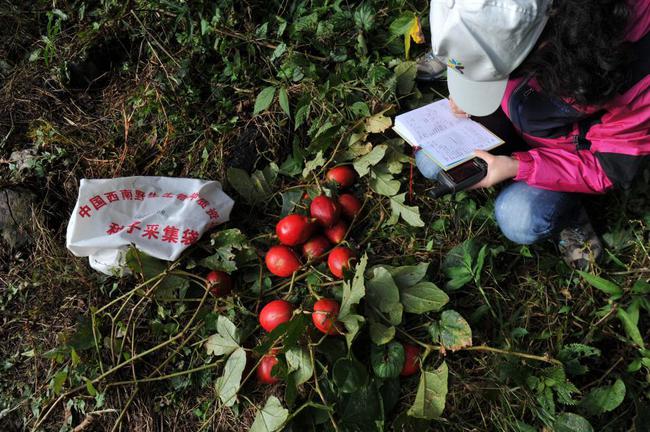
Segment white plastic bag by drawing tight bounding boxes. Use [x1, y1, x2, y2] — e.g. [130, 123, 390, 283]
[66, 176, 234, 275]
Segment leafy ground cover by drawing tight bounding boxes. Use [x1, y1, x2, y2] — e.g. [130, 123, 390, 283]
[1, 1, 649, 431]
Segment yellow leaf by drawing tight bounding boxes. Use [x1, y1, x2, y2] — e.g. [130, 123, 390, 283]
[409, 17, 425, 44]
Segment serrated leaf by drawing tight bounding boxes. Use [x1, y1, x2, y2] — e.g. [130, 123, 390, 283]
[285, 347, 313, 385]
[389, 193, 424, 227]
[369, 166, 400, 196]
[389, 13, 415, 37]
[215, 348, 246, 407]
[364, 111, 392, 133]
[205, 316, 241, 356]
[254, 86, 276, 115]
[400, 281, 449, 314]
[339, 254, 367, 318]
[227, 164, 278, 205]
[438, 310, 472, 351]
[579, 379, 626, 416]
[250, 396, 289, 432]
[294, 103, 310, 130]
[278, 87, 290, 117]
[353, 144, 387, 177]
[302, 150, 325, 178]
[51, 369, 68, 395]
[407, 362, 448, 419]
[553, 413, 594, 432]
[617, 308, 645, 348]
[577, 271, 623, 297]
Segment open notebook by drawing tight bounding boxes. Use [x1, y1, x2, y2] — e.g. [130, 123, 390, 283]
[393, 99, 504, 170]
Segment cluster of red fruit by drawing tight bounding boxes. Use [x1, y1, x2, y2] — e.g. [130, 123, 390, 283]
[255, 298, 341, 383]
[265, 166, 361, 280]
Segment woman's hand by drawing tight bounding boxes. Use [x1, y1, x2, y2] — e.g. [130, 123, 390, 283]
[469, 150, 519, 189]
[449, 98, 470, 118]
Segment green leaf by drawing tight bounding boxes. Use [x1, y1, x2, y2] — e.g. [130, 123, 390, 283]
[400, 282, 449, 314]
[278, 87, 290, 117]
[339, 314, 365, 351]
[250, 396, 289, 432]
[205, 315, 241, 356]
[366, 266, 400, 313]
[387, 262, 429, 288]
[577, 271, 623, 298]
[215, 348, 247, 407]
[285, 347, 313, 386]
[389, 193, 424, 227]
[579, 379, 626, 416]
[389, 13, 415, 37]
[353, 144, 387, 177]
[339, 254, 367, 318]
[395, 61, 417, 95]
[201, 228, 254, 272]
[553, 413, 594, 432]
[280, 190, 303, 217]
[254, 86, 277, 115]
[438, 310, 472, 351]
[441, 240, 480, 290]
[333, 358, 368, 393]
[407, 362, 448, 419]
[302, 150, 326, 179]
[227, 164, 278, 205]
[51, 369, 68, 395]
[371, 342, 405, 379]
[369, 166, 401, 196]
[617, 308, 645, 348]
[369, 321, 395, 345]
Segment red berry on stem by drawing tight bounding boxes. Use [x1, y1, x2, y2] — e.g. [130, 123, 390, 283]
[276, 214, 314, 246]
[327, 246, 356, 279]
[259, 300, 294, 332]
[310, 195, 341, 227]
[400, 343, 421, 377]
[338, 194, 362, 219]
[206, 270, 233, 297]
[302, 235, 331, 261]
[257, 354, 280, 384]
[324, 220, 347, 244]
[326, 166, 356, 188]
[265, 245, 301, 277]
[312, 298, 340, 335]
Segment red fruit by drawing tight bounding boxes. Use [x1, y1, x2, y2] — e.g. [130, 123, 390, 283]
[326, 166, 356, 188]
[400, 343, 421, 376]
[276, 214, 314, 246]
[206, 270, 233, 297]
[312, 298, 340, 335]
[257, 354, 280, 384]
[265, 245, 301, 277]
[324, 220, 347, 244]
[302, 235, 331, 261]
[338, 194, 362, 219]
[310, 195, 341, 227]
[327, 247, 356, 279]
[259, 300, 294, 332]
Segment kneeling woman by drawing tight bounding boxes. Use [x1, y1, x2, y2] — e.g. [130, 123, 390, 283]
[417, 0, 649, 268]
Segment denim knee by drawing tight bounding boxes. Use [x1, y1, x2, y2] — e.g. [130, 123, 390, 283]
[415, 150, 442, 180]
[494, 182, 578, 245]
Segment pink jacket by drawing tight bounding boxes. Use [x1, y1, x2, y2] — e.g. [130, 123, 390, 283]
[502, 0, 650, 194]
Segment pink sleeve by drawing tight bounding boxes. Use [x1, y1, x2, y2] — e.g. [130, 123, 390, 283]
[512, 149, 614, 194]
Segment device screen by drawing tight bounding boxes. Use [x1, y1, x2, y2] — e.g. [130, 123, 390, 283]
[446, 159, 483, 183]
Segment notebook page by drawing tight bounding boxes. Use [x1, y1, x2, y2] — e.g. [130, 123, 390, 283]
[420, 122, 503, 168]
[394, 99, 459, 144]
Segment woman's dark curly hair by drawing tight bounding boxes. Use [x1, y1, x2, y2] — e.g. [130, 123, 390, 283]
[517, 0, 632, 106]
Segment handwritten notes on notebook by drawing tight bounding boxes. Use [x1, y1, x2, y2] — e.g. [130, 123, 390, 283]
[393, 99, 503, 170]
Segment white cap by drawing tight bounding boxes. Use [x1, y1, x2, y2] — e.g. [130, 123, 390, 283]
[431, 0, 552, 116]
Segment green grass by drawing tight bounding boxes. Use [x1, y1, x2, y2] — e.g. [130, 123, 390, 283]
[1, 1, 649, 431]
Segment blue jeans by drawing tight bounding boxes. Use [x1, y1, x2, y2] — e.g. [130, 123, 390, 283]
[415, 151, 584, 244]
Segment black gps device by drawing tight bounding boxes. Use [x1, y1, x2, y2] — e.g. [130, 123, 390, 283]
[429, 157, 488, 198]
